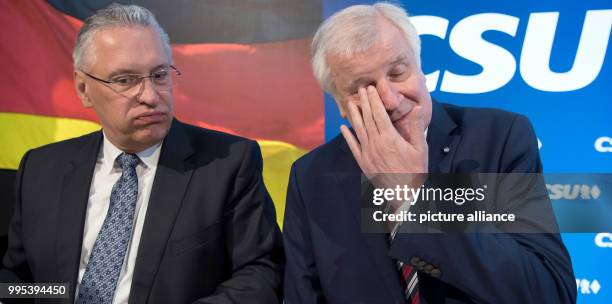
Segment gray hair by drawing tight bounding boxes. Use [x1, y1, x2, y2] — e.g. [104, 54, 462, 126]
[72, 3, 171, 69]
[311, 2, 421, 96]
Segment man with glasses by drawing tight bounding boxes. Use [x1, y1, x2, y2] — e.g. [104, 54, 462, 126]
[0, 4, 283, 304]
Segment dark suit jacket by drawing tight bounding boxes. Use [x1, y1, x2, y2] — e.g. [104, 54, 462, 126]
[1, 119, 284, 303]
[283, 101, 576, 303]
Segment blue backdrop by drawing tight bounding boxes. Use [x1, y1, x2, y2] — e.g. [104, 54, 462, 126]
[323, 1, 612, 303]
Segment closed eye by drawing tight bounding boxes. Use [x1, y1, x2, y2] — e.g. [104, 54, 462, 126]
[389, 70, 410, 81]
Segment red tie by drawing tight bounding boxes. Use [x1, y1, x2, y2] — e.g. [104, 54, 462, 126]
[390, 225, 420, 303]
[398, 262, 420, 304]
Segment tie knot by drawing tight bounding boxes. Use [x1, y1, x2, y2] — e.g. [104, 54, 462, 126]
[116, 153, 140, 169]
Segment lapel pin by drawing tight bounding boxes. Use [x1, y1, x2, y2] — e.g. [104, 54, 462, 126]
[443, 146, 450, 153]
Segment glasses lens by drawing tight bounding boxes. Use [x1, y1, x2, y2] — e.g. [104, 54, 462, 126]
[152, 70, 171, 87]
[155, 68, 180, 92]
[109, 75, 142, 93]
[104, 66, 180, 96]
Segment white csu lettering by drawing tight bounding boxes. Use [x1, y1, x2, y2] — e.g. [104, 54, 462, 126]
[595, 233, 612, 248]
[595, 136, 612, 152]
[411, 10, 612, 93]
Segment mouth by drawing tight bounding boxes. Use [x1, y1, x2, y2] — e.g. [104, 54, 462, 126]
[391, 110, 410, 125]
[134, 111, 168, 124]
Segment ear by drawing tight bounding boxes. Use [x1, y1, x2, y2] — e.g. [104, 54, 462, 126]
[74, 70, 93, 108]
[333, 95, 347, 118]
[328, 75, 347, 118]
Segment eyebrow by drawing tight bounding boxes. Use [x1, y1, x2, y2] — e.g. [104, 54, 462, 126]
[389, 54, 408, 66]
[107, 63, 170, 79]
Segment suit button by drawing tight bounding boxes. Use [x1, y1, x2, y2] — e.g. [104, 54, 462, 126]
[410, 257, 421, 266]
[423, 264, 434, 273]
[416, 261, 426, 270]
[430, 268, 441, 277]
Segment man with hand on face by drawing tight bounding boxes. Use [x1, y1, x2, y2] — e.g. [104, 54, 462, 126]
[283, 2, 575, 303]
[0, 4, 283, 304]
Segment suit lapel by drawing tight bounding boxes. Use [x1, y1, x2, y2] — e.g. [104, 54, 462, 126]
[427, 100, 459, 174]
[333, 142, 406, 301]
[56, 131, 102, 302]
[129, 120, 195, 303]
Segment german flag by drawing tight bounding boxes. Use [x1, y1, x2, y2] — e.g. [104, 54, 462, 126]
[0, 0, 325, 227]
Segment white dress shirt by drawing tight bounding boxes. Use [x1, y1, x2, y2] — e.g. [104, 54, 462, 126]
[75, 133, 162, 304]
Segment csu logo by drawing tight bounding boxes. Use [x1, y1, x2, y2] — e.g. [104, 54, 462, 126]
[411, 9, 612, 93]
[595, 233, 612, 248]
[546, 184, 601, 200]
[576, 279, 602, 295]
[595, 136, 612, 152]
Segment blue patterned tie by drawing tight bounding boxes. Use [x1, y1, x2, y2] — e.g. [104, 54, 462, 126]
[77, 153, 140, 304]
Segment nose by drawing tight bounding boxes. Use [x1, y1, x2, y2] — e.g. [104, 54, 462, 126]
[376, 80, 400, 111]
[135, 77, 160, 106]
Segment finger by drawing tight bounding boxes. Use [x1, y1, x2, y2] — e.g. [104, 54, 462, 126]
[367, 85, 393, 134]
[407, 106, 426, 148]
[346, 100, 368, 143]
[340, 125, 362, 162]
[358, 87, 378, 137]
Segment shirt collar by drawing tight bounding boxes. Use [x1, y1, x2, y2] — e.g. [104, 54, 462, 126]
[99, 132, 163, 174]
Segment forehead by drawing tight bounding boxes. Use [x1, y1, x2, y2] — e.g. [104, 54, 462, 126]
[88, 25, 169, 72]
[328, 19, 415, 80]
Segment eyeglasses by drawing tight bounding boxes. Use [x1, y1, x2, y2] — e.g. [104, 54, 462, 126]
[81, 65, 181, 94]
